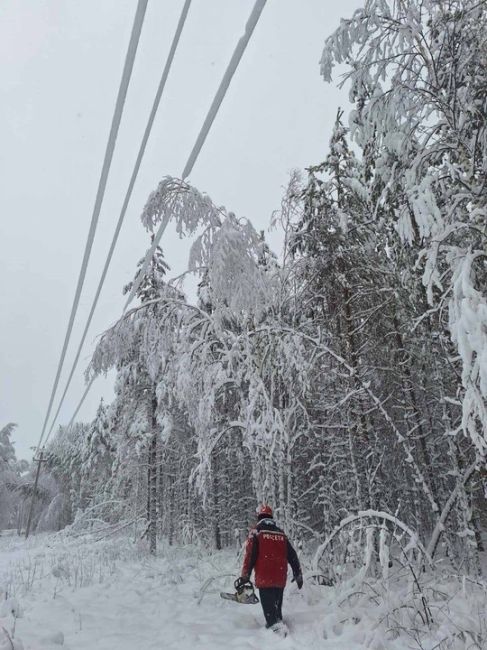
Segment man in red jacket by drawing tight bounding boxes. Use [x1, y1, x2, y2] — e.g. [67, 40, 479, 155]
[238, 504, 303, 630]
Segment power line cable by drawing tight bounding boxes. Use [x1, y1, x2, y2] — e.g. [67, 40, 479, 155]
[181, 0, 266, 180]
[67, 377, 95, 429]
[44, 0, 193, 445]
[36, 0, 149, 452]
[66, 0, 267, 430]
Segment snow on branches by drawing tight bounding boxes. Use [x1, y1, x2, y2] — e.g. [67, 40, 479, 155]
[142, 175, 277, 323]
[321, 0, 487, 452]
[41, 0, 486, 570]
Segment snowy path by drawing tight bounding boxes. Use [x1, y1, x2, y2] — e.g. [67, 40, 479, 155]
[1, 534, 484, 649]
[15, 561, 340, 649]
[0, 534, 391, 649]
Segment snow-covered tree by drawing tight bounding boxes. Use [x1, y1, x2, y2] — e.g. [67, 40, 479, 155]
[0, 423, 20, 528]
[319, 0, 486, 567]
[41, 1, 485, 579]
[321, 0, 487, 455]
[87, 240, 183, 553]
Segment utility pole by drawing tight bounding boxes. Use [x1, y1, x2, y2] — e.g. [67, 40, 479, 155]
[25, 448, 46, 539]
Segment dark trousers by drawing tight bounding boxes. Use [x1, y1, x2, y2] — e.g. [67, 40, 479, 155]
[259, 587, 284, 628]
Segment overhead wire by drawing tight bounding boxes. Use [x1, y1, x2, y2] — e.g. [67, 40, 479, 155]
[44, 0, 193, 445]
[35, 0, 149, 452]
[65, 0, 267, 431]
[181, 0, 267, 180]
[67, 377, 95, 429]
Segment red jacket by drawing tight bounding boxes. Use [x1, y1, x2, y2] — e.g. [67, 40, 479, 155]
[241, 518, 301, 589]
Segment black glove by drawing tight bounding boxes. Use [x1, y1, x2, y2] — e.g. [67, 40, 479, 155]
[235, 576, 250, 591]
[294, 573, 303, 589]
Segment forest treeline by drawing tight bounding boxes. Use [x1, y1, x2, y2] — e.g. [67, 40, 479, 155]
[8, 0, 486, 574]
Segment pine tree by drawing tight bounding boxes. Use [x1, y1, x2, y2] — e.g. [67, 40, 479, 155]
[88, 240, 182, 553]
[0, 423, 19, 528]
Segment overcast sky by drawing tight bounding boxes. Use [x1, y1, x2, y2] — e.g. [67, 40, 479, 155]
[0, 0, 364, 460]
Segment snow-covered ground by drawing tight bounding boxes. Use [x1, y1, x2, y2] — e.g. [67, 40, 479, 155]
[0, 532, 485, 649]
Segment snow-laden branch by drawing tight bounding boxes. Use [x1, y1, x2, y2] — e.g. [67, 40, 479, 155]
[141, 176, 223, 234]
[313, 509, 432, 572]
[426, 461, 479, 559]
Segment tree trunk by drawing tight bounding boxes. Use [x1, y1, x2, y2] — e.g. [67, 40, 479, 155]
[342, 283, 372, 509]
[393, 315, 439, 517]
[212, 451, 222, 550]
[148, 391, 158, 554]
[168, 484, 174, 546]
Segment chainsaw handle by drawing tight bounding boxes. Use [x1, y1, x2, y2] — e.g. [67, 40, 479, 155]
[234, 576, 252, 592]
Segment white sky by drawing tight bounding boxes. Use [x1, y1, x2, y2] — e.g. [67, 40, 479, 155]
[0, 0, 363, 460]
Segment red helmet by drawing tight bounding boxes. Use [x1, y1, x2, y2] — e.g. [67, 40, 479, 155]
[257, 504, 273, 518]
